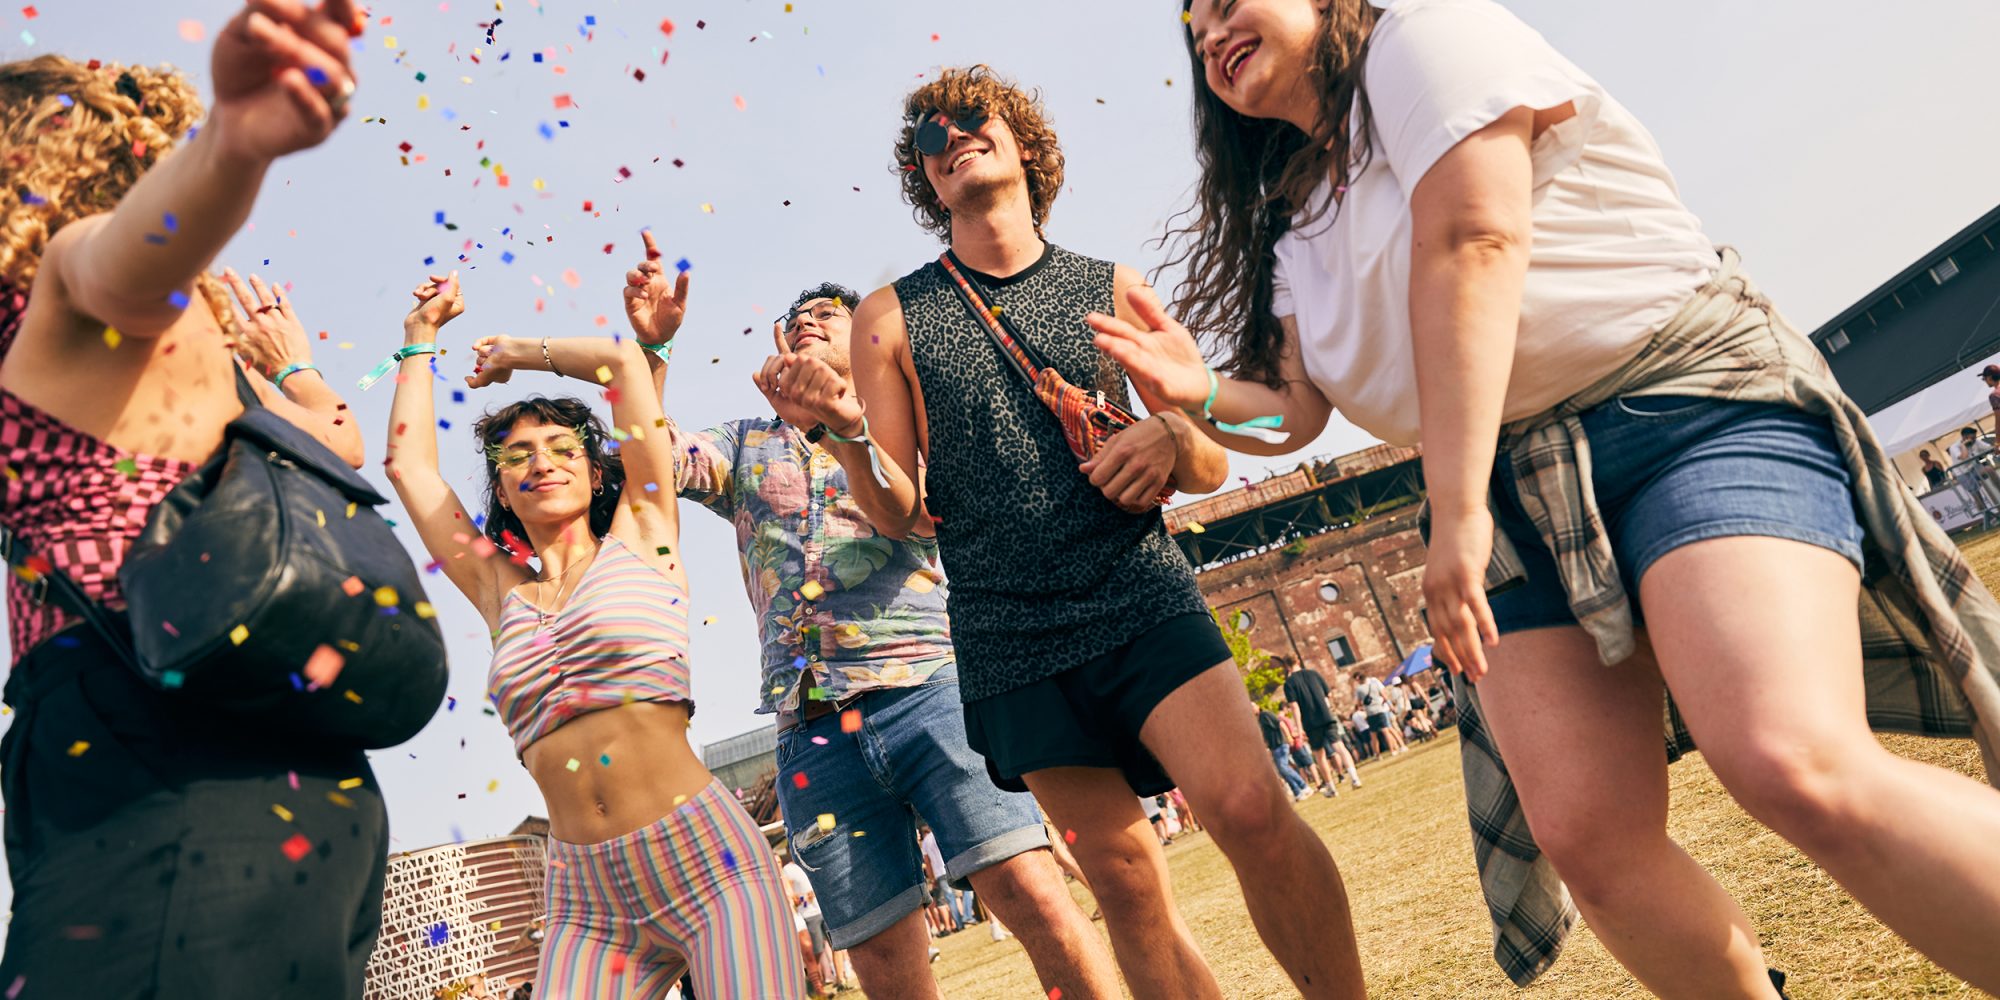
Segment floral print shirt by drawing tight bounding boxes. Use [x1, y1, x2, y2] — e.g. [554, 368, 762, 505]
[669, 416, 953, 714]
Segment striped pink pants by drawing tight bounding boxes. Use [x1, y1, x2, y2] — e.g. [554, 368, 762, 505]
[536, 779, 807, 999]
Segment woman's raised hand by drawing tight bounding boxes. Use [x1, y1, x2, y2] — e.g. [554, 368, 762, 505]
[219, 267, 311, 377]
[209, 0, 365, 161]
[405, 272, 464, 333]
[1087, 284, 1214, 415]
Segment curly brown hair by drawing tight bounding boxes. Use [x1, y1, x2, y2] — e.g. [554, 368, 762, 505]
[0, 54, 203, 290]
[1155, 1, 1381, 388]
[894, 65, 1065, 243]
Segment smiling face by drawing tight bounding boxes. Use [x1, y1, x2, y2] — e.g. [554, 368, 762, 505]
[1187, 0, 1327, 130]
[492, 418, 599, 530]
[917, 107, 1033, 223]
[780, 296, 855, 376]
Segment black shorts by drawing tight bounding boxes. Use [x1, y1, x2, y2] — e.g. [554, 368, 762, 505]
[1305, 720, 1344, 756]
[1368, 712, 1395, 732]
[963, 613, 1232, 798]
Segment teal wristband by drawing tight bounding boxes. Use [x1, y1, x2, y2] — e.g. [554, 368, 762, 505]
[272, 362, 317, 389]
[357, 342, 437, 391]
[822, 414, 867, 443]
[642, 340, 673, 359]
[1189, 364, 1292, 445]
[822, 414, 891, 489]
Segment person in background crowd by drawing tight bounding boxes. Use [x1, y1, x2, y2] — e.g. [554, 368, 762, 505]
[0, 5, 389, 993]
[1352, 672, 1406, 758]
[1920, 450, 1950, 491]
[1280, 659, 1347, 797]
[781, 849, 836, 997]
[1259, 701, 1312, 799]
[1981, 364, 2000, 420]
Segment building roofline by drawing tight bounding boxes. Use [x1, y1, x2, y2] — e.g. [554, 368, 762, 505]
[1809, 201, 2000, 343]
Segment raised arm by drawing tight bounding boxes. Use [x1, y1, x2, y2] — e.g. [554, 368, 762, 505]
[46, 0, 362, 339]
[1088, 285, 1331, 457]
[217, 267, 364, 467]
[383, 273, 515, 626]
[776, 286, 927, 540]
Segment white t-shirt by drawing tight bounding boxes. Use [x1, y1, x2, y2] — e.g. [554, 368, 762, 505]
[1953, 438, 1993, 463]
[782, 861, 820, 919]
[920, 830, 949, 883]
[1270, 0, 1718, 445]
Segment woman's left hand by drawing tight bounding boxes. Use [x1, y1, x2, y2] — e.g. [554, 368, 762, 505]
[219, 267, 311, 377]
[1080, 415, 1176, 513]
[465, 336, 523, 389]
[1422, 508, 1500, 682]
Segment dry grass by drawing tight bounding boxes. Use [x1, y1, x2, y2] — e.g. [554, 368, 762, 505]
[908, 533, 2000, 999]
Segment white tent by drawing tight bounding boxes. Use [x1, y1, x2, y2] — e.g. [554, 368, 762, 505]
[1866, 350, 2000, 489]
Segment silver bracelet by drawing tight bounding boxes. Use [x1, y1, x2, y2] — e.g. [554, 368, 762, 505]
[540, 338, 566, 378]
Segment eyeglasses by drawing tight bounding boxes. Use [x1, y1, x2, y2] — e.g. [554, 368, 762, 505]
[783, 301, 849, 335]
[489, 435, 587, 470]
[908, 105, 989, 158]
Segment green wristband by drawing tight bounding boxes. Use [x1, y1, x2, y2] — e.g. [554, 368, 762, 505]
[272, 362, 318, 389]
[358, 342, 437, 390]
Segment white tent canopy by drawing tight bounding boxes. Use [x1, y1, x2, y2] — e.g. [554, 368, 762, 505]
[1866, 350, 2000, 490]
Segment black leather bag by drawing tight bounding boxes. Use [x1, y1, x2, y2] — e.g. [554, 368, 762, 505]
[7, 368, 447, 749]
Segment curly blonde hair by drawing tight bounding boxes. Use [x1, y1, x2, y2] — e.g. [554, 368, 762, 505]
[894, 65, 1065, 243]
[0, 54, 203, 290]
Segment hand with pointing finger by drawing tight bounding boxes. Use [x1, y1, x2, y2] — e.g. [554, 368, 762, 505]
[623, 230, 690, 346]
[753, 321, 861, 434]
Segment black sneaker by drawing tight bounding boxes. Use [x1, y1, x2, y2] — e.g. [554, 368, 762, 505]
[1768, 968, 1791, 1000]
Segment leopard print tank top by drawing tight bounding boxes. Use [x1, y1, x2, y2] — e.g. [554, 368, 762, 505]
[896, 244, 1208, 702]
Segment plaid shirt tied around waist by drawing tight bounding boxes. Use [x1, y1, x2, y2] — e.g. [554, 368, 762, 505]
[1456, 248, 2000, 985]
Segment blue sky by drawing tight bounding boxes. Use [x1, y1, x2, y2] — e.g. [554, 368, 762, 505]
[3, 0, 1997, 876]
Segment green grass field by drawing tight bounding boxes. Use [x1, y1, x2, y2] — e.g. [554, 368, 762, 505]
[907, 531, 2000, 999]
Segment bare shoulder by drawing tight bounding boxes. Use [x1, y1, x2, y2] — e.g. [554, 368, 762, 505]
[853, 284, 905, 331]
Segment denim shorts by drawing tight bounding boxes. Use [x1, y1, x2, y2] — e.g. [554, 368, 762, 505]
[1488, 394, 1865, 634]
[773, 665, 1046, 950]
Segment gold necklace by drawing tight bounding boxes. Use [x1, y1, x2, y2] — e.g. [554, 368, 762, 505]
[533, 548, 597, 630]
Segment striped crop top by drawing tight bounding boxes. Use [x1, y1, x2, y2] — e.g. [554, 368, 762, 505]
[488, 535, 694, 756]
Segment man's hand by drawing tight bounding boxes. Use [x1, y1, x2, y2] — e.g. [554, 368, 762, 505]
[623, 230, 690, 346]
[219, 267, 311, 377]
[757, 322, 863, 434]
[1080, 415, 1176, 512]
[209, 0, 364, 162]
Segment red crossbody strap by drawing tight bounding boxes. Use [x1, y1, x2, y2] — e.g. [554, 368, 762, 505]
[937, 254, 1047, 386]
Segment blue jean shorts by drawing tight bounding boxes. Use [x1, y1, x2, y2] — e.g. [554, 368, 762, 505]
[1488, 394, 1865, 634]
[773, 665, 1046, 950]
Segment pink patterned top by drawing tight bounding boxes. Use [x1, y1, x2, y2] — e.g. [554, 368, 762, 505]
[487, 535, 694, 756]
[0, 282, 197, 661]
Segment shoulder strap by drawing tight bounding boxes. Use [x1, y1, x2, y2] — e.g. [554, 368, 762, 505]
[937, 254, 1057, 389]
[232, 361, 262, 410]
[0, 524, 139, 668]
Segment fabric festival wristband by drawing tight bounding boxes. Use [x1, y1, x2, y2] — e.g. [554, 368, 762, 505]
[642, 341, 673, 359]
[357, 343, 437, 391]
[822, 415, 890, 489]
[1191, 365, 1291, 445]
[272, 362, 318, 389]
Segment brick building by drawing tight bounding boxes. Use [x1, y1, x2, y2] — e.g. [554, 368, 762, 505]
[1165, 444, 1431, 714]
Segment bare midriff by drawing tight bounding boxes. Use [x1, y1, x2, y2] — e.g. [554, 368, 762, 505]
[522, 701, 714, 844]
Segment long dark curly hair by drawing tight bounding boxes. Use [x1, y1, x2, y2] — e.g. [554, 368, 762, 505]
[473, 396, 624, 556]
[1155, 0, 1381, 388]
[894, 65, 1065, 243]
